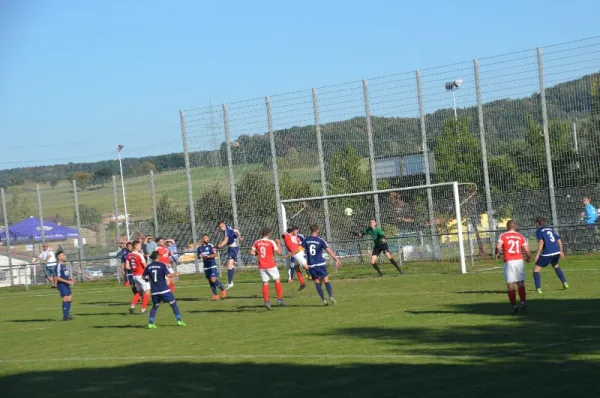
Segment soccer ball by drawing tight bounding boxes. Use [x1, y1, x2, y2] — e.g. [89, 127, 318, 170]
[344, 208, 353, 216]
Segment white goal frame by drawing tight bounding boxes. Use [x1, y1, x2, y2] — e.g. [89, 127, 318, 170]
[281, 181, 467, 274]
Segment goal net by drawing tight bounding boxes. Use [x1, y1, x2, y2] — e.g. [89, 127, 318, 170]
[281, 182, 481, 274]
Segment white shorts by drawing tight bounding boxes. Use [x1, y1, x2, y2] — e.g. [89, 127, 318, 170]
[260, 266, 281, 283]
[292, 251, 307, 266]
[504, 260, 525, 283]
[133, 275, 150, 293]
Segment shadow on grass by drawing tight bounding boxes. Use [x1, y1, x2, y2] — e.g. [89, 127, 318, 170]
[91, 325, 148, 329]
[81, 301, 126, 307]
[455, 290, 506, 294]
[7, 319, 57, 323]
[75, 312, 129, 317]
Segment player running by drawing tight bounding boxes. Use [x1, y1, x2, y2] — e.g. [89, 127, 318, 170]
[359, 219, 403, 276]
[155, 237, 176, 293]
[533, 217, 569, 294]
[282, 226, 307, 291]
[142, 251, 185, 328]
[216, 221, 241, 290]
[250, 228, 286, 310]
[55, 251, 74, 320]
[198, 234, 227, 300]
[495, 220, 531, 314]
[127, 241, 151, 314]
[304, 225, 342, 306]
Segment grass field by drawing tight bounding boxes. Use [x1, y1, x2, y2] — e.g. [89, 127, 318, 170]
[1, 256, 599, 398]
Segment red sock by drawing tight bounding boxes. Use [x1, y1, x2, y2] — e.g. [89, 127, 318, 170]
[131, 293, 141, 306]
[141, 294, 150, 310]
[518, 285, 527, 303]
[169, 284, 175, 293]
[275, 280, 283, 300]
[295, 269, 305, 285]
[262, 284, 269, 302]
[507, 290, 517, 305]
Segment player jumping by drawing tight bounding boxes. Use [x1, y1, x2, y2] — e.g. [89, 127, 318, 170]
[304, 224, 342, 306]
[359, 219, 403, 276]
[198, 234, 227, 300]
[55, 251, 74, 320]
[496, 220, 531, 314]
[282, 226, 307, 290]
[127, 240, 150, 314]
[533, 217, 569, 294]
[217, 221, 240, 290]
[143, 251, 185, 328]
[250, 228, 286, 310]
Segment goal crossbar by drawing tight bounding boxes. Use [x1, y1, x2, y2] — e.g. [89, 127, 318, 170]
[280, 181, 468, 274]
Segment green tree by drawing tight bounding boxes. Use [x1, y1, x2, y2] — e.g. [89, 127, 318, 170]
[156, 195, 188, 225]
[136, 161, 156, 175]
[195, 185, 233, 222]
[77, 204, 102, 225]
[5, 186, 33, 224]
[93, 167, 112, 187]
[48, 179, 60, 189]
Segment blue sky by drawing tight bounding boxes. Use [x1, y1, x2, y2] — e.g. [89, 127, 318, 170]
[1, 0, 598, 169]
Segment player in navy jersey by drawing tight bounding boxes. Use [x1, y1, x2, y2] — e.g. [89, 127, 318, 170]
[303, 225, 342, 306]
[533, 217, 569, 294]
[217, 221, 241, 290]
[198, 234, 227, 300]
[54, 251, 74, 320]
[142, 251, 185, 328]
[121, 241, 134, 289]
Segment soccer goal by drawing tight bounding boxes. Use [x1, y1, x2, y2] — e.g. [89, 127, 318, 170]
[281, 181, 478, 274]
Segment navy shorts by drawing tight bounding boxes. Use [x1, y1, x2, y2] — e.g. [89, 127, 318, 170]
[228, 247, 239, 261]
[127, 274, 134, 285]
[204, 266, 218, 279]
[536, 254, 560, 268]
[57, 283, 71, 297]
[151, 292, 176, 306]
[44, 265, 57, 277]
[309, 265, 328, 280]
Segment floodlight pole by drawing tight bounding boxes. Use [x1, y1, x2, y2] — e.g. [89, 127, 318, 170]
[117, 145, 130, 239]
[452, 90, 458, 121]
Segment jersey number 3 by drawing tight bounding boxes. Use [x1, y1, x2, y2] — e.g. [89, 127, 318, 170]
[547, 231, 556, 242]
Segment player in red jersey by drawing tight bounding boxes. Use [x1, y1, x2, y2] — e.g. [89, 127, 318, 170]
[127, 240, 151, 314]
[282, 226, 307, 290]
[495, 220, 531, 314]
[250, 228, 286, 310]
[155, 237, 176, 293]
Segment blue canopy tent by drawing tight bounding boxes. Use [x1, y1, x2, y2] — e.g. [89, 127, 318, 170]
[0, 216, 79, 242]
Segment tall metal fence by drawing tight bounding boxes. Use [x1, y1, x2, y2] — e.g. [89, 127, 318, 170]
[1, 37, 599, 287]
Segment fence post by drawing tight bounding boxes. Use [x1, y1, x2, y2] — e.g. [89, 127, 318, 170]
[474, 59, 495, 245]
[362, 79, 381, 225]
[536, 47, 559, 227]
[312, 88, 332, 241]
[36, 184, 45, 246]
[265, 96, 285, 236]
[1, 188, 14, 286]
[222, 104, 239, 230]
[112, 175, 120, 247]
[150, 170, 159, 236]
[72, 180, 86, 269]
[180, 109, 200, 273]
[416, 70, 439, 257]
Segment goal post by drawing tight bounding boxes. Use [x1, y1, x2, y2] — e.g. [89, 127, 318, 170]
[281, 181, 475, 274]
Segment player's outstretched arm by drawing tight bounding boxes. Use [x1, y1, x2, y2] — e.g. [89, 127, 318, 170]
[216, 235, 228, 250]
[558, 239, 565, 257]
[167, 271, 181, 279]
[325, 247, 342, 267]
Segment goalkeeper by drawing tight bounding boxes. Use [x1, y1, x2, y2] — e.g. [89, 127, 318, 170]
[359, 219, 403, 277]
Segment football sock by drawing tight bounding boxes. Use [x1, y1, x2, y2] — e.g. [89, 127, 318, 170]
[295, 269, 305, 285]
[228, 268, 235, 284]
[325, 282, 333, 298]
[315, 282, 325, 300]
[518, 285, 527, 303]
[554, 267, 567, 283]
[149, 306, 159, 324]
[169, 284, 175, 293]
[372, 263, 382, 274]
[210, 282, 217, 295]
[508, 289, 517, 306]
[170, 302, 182, 321]
[215, 279, 225, 291]
[389, 258, 401, 271]
[141, 294, 150, 310]
[533, 272, 541, 289]
[131, 292, 141, 307]
[275, 280, 283, 300]
[262, 284, 269, 302]
[288, 265, 294, 280]
[62, 302, 68, 318]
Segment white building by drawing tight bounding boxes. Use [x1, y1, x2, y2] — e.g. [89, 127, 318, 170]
[0, 256, 30, 288]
